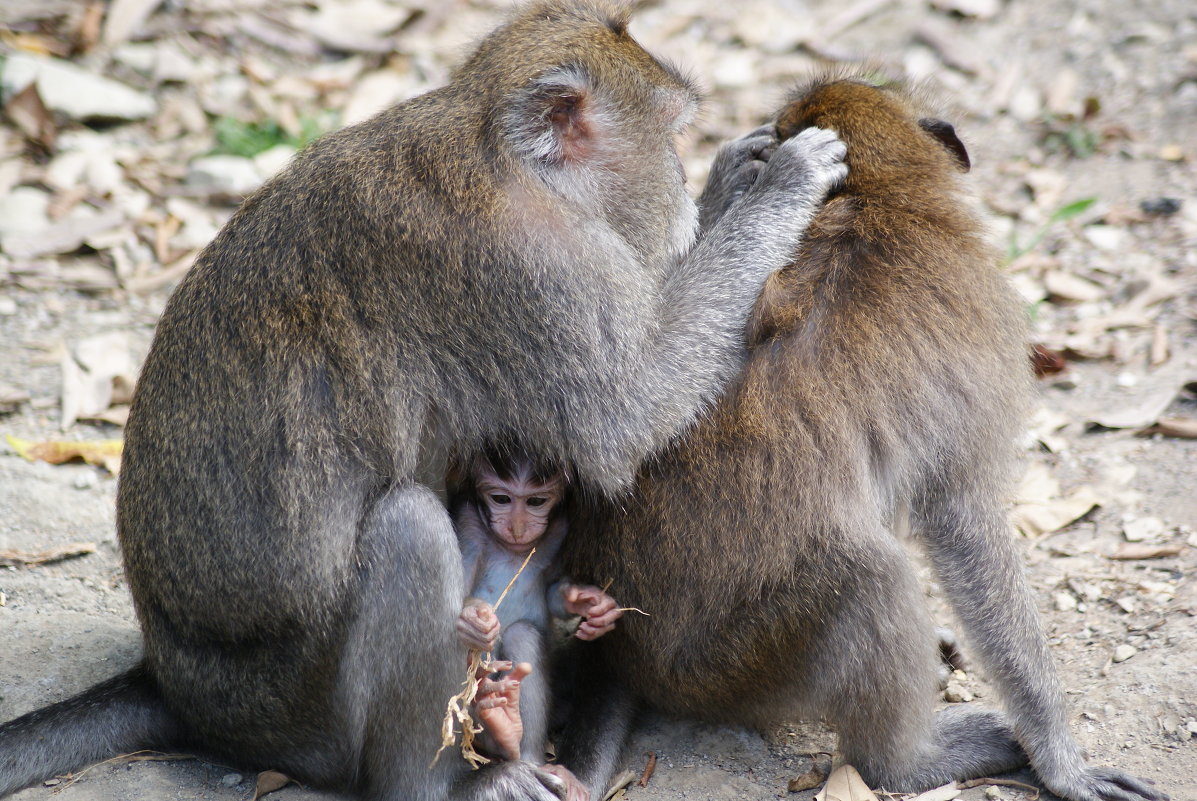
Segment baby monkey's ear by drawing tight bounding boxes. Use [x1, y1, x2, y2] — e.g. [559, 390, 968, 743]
[918, 118, 970, 172]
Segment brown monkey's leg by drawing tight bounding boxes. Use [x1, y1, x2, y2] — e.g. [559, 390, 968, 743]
[553, 640, 636, 799]
[338, 485, 564, 801]
[817, 531, 1025, 791]
[919, 492, 1167, 801]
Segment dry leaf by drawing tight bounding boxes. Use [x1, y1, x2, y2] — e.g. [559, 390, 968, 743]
[61, 332, 134, 430]
[815, 765, 878, 801]
[1139, 417, 1197, 439]
[0, 542, 96, 568]
[1043, 270, 1106, 302]
[102, 0, 164, 47]
[1108, 544, 1185, 561]
[637, 751, 657, 787]
[79, 405, 131, 427]
[1030, 344, 1067, 377]
[1011, 486, 1104, 538]
[788, 762, 831, 792]
[4, 82, 58, 152]
[7, 434, 123, 473]
[2, 207, 124, 259]
[910, 782, 962, 801]
[0, 386, 32, 414]
[1087, 386, 1182, 430]
[1150, 325, 1169, 366]
[252, 770, 292, 800]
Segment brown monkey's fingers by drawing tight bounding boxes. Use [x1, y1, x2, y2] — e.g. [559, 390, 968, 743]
[575, 620, 616, 641]
[586, 606, 623, 628]
[540, 764, 590, 801]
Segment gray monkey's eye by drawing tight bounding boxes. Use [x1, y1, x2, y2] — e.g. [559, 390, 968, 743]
[527, 497, 547, 507]
[490, 494, 511, 505]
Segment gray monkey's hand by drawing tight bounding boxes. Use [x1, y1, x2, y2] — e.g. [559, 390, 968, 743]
[458, 599, 500, 652]
[750, 126, 848, 205]
[698, 125, 777, 231]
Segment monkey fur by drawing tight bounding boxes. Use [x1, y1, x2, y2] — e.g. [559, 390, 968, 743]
[558, 75, 1166, 801]
[0, 3, 847, 800]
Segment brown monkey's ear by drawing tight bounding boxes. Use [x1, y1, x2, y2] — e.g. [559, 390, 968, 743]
[506, 66, 594, 166]
[918, 118, 970, 172]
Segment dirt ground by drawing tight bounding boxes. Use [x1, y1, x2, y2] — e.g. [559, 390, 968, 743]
[1, 0, 1195, 799]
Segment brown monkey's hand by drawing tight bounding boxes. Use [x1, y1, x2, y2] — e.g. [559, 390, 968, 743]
[458, 599, 500, 651]
[698, 125, 778, 231]
[540, 764, 590, 801]
[561, 584, 622, 640]
[475, 661, 531, 762]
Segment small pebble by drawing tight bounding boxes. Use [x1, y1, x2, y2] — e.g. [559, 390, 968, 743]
[1123, 517, 1164, 542]
[1114, 596, 1137, 614]
[1159, 144, 1185, 162]
[220, 773, 242, 787]
[74, 471, 98, 490]
[1140, 197, 1181, 216]
[1112, 644, 1137, 663]
[1115, 372, 1139, 388]
[0, 296, 16, 316]
[1054, 592, 1078, 612]
[985, 786, 1003, 799]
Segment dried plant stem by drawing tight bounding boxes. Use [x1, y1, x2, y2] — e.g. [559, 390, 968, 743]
[433, 548, 537, 768]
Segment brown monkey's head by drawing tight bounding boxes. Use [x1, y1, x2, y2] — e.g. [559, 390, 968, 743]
[456, 0, 703, 270]
[775, 75, 971, 187]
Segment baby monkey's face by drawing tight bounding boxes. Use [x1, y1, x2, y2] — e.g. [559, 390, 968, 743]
[477, 467, 564, 554]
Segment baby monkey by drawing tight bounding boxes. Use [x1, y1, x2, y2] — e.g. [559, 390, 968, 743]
[451, 452, 621, 798]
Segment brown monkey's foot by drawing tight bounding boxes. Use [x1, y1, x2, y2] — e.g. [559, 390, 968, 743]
[1040, 765, 1168, 801]
[540, 764, 588, 801]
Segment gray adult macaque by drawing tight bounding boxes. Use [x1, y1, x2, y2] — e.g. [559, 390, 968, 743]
[0, 2, 847, 799]
[557, 75, 1167, 801]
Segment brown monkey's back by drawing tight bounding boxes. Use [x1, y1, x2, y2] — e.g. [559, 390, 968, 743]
[565, 76, 1030, 724]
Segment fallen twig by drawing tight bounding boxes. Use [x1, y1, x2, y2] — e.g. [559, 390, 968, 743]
[52, 751, 194, 793]
[958, 777, 1040, 798]
[637, 751, 657, 787]
[0, 542, 96, 568]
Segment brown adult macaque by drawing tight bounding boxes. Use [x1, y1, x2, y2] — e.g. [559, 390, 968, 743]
[0, 2, 848, 799]
[557, 75, 1167, 801]
[452, 453, 620, 801]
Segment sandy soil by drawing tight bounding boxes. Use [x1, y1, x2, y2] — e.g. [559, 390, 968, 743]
[1, 0, 1194, 799]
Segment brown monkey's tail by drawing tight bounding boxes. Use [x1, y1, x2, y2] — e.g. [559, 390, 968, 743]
[0, 663, 182, 797]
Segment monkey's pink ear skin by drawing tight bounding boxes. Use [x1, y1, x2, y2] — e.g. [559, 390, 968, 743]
[507, 67, 595, 166]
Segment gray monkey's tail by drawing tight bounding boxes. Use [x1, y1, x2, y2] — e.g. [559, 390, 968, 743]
[0, 664, 181, 797]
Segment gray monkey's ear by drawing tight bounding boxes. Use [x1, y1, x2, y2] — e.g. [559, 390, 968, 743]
[505, 66, 594, 166]
[918, 118, 970, 172]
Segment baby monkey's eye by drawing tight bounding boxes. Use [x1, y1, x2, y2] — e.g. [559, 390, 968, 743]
[527, 497, 548, 507]
[490, 494, 511, 505]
